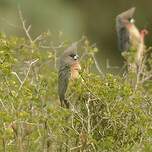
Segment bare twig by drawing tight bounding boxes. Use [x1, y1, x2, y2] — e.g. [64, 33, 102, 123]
[33, 34, 43, 43]
[18, 8, 33, 43]
[86, 92, 91, 134]
[70, 145, 82, 151]
[92, 54, 104, 76]
[141, 73, 152, 83]
[18, 8, 45, 44]
[80, 73, 104, 102]
[11, 72, 22, 84]
[71, 115, 79, 135]
[18, 59, 39, 91]
[50, 42, 65, 69]
[39, 42, 65, 50]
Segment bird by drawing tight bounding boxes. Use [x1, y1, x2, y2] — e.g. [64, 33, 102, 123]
[116, 7, 137, 52]
[116, 7, 148, 70]
[58, 42, 81, 108]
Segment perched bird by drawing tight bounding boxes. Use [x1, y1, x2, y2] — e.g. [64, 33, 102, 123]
[116, 7, 148, 69]
[58, 42, 81, 108]
[116, 7, 137, 52]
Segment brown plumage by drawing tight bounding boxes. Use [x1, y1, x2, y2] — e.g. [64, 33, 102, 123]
[58, 42, 81, 108]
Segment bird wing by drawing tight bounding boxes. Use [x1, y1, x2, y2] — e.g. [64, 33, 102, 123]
[58, 65, 70, 102]
[116, 26, 130, 51]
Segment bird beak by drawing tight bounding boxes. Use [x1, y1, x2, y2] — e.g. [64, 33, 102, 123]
[130, 18, 135, 23]
[74, 54, 79, 60]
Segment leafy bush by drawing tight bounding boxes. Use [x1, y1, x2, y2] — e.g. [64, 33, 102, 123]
[0, 32, 152, 152]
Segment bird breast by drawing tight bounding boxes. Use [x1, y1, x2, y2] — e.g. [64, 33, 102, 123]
[128, 24, 141, 49]
[70, 61, 81, 80]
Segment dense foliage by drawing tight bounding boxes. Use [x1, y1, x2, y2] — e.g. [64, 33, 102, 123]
[0, 32, 152, 152]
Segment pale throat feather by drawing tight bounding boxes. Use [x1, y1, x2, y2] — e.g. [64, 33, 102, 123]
[127, 24, 141, 49]
[70, 61, 81, 80]
[136, 31, 146, 63]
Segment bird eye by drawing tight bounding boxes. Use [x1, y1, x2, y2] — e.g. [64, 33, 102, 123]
[69, 54, 75, 58]
[69, 54, 79, 60]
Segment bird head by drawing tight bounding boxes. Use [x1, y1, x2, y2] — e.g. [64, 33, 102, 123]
[60, 42, 81, 71]
[116, 7, 136, 28]
[59, 42, 81, 80]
